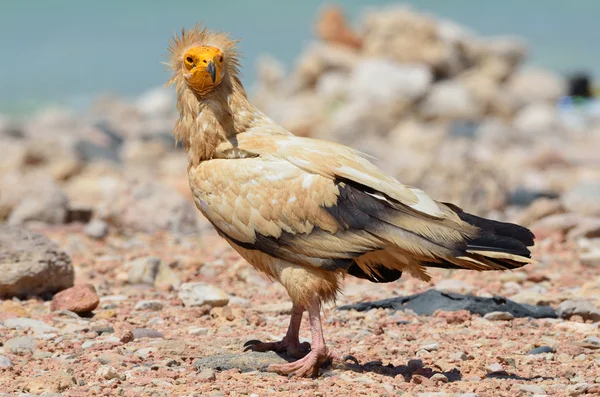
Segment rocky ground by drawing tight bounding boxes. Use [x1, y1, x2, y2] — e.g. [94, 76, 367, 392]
[2, 4, 600, 397]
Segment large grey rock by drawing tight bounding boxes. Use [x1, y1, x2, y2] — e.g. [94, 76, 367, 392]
[194, 351, 289, 373]
[338, 289, 557, 318]
[4, 317, 58, 333]
[178, 282, 229, 308]
[348, 59, 432, 104]
[0, 226, 74, 297]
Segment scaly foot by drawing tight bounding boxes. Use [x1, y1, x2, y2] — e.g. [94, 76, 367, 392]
[243, 339, 311, 359]
[267, 348, 331, 378]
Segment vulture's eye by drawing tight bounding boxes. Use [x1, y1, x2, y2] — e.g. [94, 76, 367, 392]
[219, 56, 223, 63]
[186, 56, 194, 64]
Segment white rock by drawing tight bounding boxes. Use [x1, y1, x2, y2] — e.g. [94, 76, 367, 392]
[96, 365, 120, 380]
[126, 256, 161, 285]
[507, 67, 566, 105]
[135, 87, 174, 116]
[513, 103, 562, 135]
[510, 383, 546, 395]
[484, 311, 514, 321]
[419, 80, 483, 119]
[134, 300, 165, 311]
[178, 282, 229, 308]
[84, 219, 109, 239]
[557, 299, 600, 322]
[348, 59, 432, 104]
[563, 183, 600, 217]
[4, 317, 58, 334]
[0, 355, 13, 368]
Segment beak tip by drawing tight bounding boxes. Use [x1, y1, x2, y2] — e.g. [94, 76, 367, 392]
[207, 62, 217, 83]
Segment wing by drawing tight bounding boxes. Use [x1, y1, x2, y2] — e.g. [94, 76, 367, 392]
[189, 150, 476, 282]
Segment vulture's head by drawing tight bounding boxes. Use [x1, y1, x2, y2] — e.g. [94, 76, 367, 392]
[166, 25, 241, 96]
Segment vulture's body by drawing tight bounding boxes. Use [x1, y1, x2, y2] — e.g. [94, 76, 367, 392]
[166, 26, 535, 378]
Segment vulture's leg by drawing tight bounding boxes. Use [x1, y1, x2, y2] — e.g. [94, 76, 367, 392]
[244, 303, 310, 358]
[267, 297, 331, 378]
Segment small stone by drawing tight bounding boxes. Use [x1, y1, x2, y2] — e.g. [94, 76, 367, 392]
[134, 300, 164, 311]
[94, 309, 116, 320]
[420, 342, 439, 351]
[487, 363, 504, 373]
[557, 299, 600, 322]
[177, 282, 229, 308]
[154, 262, 181, 291]
[134, 347, 157, 359]
[84, 219, 108, 239]
[91, 325, 115, 335]
[484, 311, 514, 321]
[582, 335, 600, 347]
[566, 383, 589, 396]
[96, 365, 120, 380]
[197, 368, 217, 382]
[50, 284, 99, 314]
[430, 373, 448, 383]
[0, 355, 14, 368]
[188, 327, 209, 335]
[4, 317, 57, 333]
[528, 346, 554, 355]
[130, 328, 164, 339]
[5, 336, 36, 355]
[126, 256, 161, 285]
[510, 384, 545, 395]
[449, 352, 468, 361]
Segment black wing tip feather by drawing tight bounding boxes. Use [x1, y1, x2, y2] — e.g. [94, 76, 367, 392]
[443, 202, 535, 257]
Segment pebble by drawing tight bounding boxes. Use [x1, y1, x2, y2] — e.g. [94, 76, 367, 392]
[97, 365, 120, 380]
[5, 336, 37, 355]
[449, 351, 468, 361]
[434, 279, 475, 294]
[91, 324, 115, 335]
[566, 383, 589, 396]
[188, 327, 209, 335]
[131, 327, 164, 339]
[430, 373, 448, 383]
[134, 347, 157, 359]
[84, 219, 109, 239]
[4, 317, 57, 333]
[134, 300, 165, 311]
[197, 368, 217, 382]
[0, 355, 14, 368]
[127, 256, 161, 285]
[420, 342, 439, 351]
[50, 284, 100, 314]
[177, 282, 229, 308]
[486, 363, 504, 373]
[484, 311, 514, 321]
[528, 346, 554, 355]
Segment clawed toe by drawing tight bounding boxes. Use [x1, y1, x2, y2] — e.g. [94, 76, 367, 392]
[243, 339, 263, 348]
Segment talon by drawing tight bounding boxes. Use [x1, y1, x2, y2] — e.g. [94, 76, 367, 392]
[343, 354, 360, 365]
[243, 339, 263, 347]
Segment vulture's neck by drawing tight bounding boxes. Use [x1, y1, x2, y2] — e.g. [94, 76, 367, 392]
[174, 76, 259, 166]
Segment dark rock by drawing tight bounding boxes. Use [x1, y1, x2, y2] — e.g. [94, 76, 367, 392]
[194, 352, 290, 373]
[337, 289, 557, 319]
[528, 346, 554, 355]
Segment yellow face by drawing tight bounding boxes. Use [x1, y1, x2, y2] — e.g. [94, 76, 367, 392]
[182, 46, 225, 94]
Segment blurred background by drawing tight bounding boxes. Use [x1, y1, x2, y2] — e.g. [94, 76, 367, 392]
[1, 1, 600, 267]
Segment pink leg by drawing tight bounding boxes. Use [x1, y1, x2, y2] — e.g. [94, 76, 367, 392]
[267, 298, 331, 378]
[244, 304, 310, 358]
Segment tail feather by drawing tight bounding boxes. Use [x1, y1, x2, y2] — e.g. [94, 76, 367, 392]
[422, 204, 536, 272]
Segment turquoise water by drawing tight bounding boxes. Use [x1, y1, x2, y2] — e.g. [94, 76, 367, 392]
[1, 0, 599, 114]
